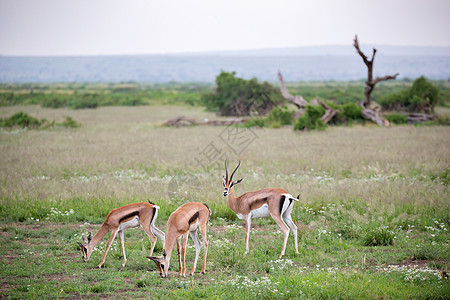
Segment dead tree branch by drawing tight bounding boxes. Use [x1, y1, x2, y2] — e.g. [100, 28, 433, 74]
[317, 99, 337, 124]
[353, 35, 399, 108]
[277, 70, 308, 111]
[278, 71, 336, 123]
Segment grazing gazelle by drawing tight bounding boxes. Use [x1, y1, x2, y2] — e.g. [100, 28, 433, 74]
[223, 160, 299, 258]
[148, 202, 210, 278]
[77, 201, 165, 268]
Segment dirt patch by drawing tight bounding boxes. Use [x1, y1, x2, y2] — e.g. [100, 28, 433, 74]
[395, 258, 449, 269]
[41, 273, 81, 282]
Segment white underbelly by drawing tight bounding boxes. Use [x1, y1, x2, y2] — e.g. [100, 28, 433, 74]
[236, 204, 271, 219]
[251, 204, 270, 218]
[119, 217, 140, 231]
[189, 220, 199, 231]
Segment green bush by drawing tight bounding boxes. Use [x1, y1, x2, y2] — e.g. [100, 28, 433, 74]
[385, 113, 408, 124]
[362, 225, 396, 246]
[243, 117, 266, 128]
[0, 112, 45, 128]
[58, 116, 80, 128]
[40, 97, 67, 108]
[379, 76, 439, 113]
[202, 71, 283, 116]
[294, 105, 326, 131]
[266, 106, 295, 125]
[0, 112, 81, 130]
[118, 97, 147, 106]
[341, 103, 363, 120]
[71, 95, 99, 109]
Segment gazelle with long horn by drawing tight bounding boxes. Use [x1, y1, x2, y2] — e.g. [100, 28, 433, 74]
[223, 160, 299, 258]
[148, 202, 211, 278]
[77, 201, 165, 268]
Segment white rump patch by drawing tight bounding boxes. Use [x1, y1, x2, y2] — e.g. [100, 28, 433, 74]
[281, 193, 295, 215]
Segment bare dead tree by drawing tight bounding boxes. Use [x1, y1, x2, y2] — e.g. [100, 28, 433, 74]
[353, 35, 399, 126]
[353, 35, 399, 108]
[277, 70, 336, 123]
[277, 70, 308, 118]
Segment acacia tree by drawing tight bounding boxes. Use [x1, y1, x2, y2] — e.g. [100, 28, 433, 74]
[203, 71, 282, 116]
[353, 35, 399, 126]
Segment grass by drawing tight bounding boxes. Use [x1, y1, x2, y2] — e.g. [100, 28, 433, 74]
[0, 105, 449, 298]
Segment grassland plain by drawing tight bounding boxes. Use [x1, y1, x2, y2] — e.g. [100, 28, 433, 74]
[0, 105, 449, 299]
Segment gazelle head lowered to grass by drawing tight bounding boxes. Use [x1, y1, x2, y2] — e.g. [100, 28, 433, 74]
[222, 160, 243, 197]
[148, 250, 170, 278]
[77, 232, 93, 263]
[76, 202, 165, 268]
[148, 202, 210, 278]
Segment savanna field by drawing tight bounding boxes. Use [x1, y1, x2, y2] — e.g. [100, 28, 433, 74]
[0, 83, 449, 298]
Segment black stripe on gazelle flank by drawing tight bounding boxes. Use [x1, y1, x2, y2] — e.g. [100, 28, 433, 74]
[188, 211, 200, 224]
[279, 195, 286, 215]
[119, 211, 139, 223]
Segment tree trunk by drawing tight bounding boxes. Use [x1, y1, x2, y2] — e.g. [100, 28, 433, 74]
[353, 35, 399, 126]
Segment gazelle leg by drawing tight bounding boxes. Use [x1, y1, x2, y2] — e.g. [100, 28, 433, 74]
[181, 233, 189, 277]
[140, 224, 158, 257]
[271, 214, 290, 258]
[199, 223, 209, 274]
[177, 236, 182, 274]
[98, 229, 119, 268]
[189, 230, 201, 276]
[150, 223, 166, 246]
[244, 214, 251, 255]
[283, 209, 299, 254]
[118, 230, 127, 267]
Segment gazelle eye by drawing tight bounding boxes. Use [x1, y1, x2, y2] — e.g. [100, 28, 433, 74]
[161, 264, 165, 270]
[83, 248, 87, 254]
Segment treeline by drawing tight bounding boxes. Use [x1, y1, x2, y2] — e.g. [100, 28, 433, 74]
[2, 80, 448, 110]
[0, 82, 210, 109]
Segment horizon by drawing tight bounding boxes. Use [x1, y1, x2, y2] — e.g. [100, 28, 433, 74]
[1, 44, 449, 58]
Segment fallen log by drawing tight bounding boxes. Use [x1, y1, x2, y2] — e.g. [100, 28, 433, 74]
[163, 116, 245, 127]
[360, 103, 389, 127]
[407, 113, 435, 124]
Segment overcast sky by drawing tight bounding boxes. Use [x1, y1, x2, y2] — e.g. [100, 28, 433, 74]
[1, 0, 449, 56]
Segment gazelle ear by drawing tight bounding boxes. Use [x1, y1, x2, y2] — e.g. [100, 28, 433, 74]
[148, 256, 161, 264]
[222, 176, 227, 186]
[234, 178, 243, 184]
[87, 232, 92, 244]
[77, 242, 83, 248]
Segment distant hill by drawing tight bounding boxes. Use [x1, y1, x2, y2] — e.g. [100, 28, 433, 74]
[1, 46, 449, 83]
